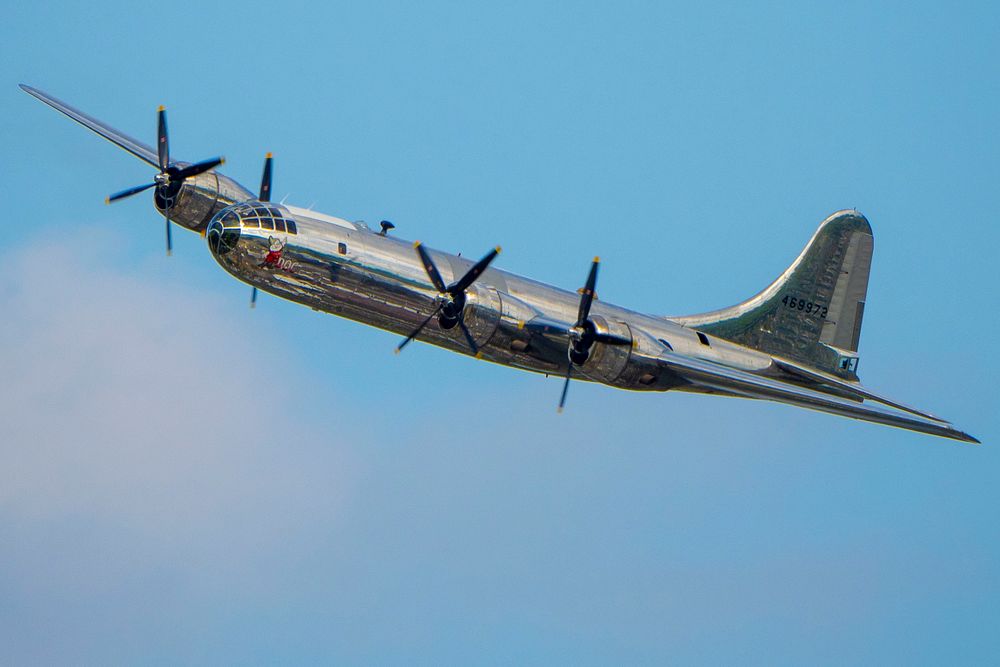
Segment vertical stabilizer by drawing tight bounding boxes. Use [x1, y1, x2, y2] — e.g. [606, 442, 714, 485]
[672, 210, 874, 380]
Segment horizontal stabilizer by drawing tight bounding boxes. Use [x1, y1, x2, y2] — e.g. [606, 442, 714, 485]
[653, 347, 978, 444]
[771, 357, 948, 423]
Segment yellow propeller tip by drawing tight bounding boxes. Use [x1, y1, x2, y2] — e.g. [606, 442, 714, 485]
[593, 256, 600, 263]
[265, 152, 273, 159]
[104, 197, 110, 205]
[157, 105, 165, 112]
[475, 352, 483, 359]
[220, 157, 226, 165]
[495, 245, 502, 253]
[413, 240, 422, 248]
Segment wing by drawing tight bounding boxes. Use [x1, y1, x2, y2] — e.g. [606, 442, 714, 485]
[19, 84, 159, 167]
[653, 348, 979, 444]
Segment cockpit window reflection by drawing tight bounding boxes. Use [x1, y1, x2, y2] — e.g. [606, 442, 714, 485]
[231, 203, 297, 234]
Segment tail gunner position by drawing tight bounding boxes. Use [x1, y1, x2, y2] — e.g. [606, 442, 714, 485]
[19, 84, 979, 444]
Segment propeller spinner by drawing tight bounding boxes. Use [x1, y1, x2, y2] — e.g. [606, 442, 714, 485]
[558, 257, 630, 412]
[396, 243, 501, 355]
[105, 105, 224, 255]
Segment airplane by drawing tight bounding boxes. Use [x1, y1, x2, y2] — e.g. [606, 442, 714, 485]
[19, 83, 979, 444]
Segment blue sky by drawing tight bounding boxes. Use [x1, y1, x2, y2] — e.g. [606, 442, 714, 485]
[2, 1, 998, 664]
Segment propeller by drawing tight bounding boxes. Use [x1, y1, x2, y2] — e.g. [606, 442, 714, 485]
[105, 105, 224, 255]
[557, 257, 630, 412]
[396, 242, 501, 355]
[249, 152, 274, 309]
[259, 152, 273, 202]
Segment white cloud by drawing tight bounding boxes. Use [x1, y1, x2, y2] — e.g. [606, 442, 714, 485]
[1, 231, 994, 664]
[0, 233, 365, 660]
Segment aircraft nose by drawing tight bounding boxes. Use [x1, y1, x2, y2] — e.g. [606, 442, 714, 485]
[206, 209, 241, 255]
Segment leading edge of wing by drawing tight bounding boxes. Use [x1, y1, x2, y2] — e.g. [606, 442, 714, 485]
[655, 349, 980, 444]
[19, 84, 159, 167]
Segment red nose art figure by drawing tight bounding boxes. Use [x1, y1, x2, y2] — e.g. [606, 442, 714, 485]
[263, 236, 284, 266]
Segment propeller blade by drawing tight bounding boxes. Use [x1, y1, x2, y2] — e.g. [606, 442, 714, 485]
[450, 246, 501, 295]
[458, 319, 480, 355]
[414, 242, 448, 293]
[594, 332, 631, 346]
[576, 257, 600, 326]
[557, 363, 573, 413]
[106, 181, 156, 203]
[250, 287, 258, 308]
[157, 106, 169, 171]
[259, 153, 273, 202]
[89, 102, 224, 257]
[556, 256, 611, 409]
[396, 302, 445, 353]
[174, 156, 224, 181]
[165, 200, 172, 256]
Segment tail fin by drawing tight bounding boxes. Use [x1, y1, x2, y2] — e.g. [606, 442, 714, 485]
[672, 210, 874, 380]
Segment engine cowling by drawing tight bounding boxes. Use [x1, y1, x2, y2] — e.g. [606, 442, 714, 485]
[457, 284, 503, 349]
[154, 170, 254, 233]
[576, 315, 633, 385]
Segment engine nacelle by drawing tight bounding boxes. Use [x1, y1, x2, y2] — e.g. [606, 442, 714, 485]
[154, 170, 254, 233]
[459, 284, 503, 349]
[577, 315, 633, 385]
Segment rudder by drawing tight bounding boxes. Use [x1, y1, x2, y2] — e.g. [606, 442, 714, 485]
[672, 210, 874, 380]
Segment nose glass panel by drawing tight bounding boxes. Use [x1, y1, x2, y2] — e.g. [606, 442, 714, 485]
[206, 208, 242, 255]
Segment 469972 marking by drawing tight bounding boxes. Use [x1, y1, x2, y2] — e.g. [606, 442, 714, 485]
[782, 294, 827, 318]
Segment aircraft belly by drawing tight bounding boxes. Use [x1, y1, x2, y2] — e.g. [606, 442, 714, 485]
[212, 235, 562, 373]
[211, 236, 676, 389]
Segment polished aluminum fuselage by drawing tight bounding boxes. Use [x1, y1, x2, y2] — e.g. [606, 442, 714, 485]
[149, 177, 983, 442]
[205, 198, 774, 393]
[21, 81, 977, 442]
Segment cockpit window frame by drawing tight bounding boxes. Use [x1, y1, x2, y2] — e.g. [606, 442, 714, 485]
[228, 202, 298, 235]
